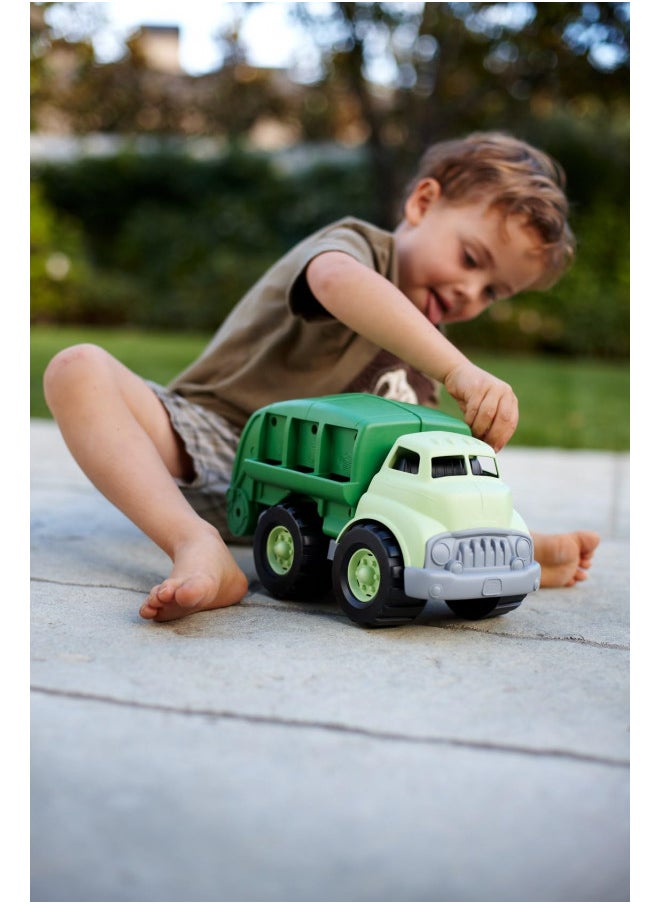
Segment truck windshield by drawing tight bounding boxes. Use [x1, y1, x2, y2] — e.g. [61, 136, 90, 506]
[430, 455, 499, 478]
[431, 456, 467, 478]
[391, 448, 420, 474]
[470, 455, 499, 477]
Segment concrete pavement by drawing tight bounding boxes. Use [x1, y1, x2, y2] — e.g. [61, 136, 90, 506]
[30, 418, 630, 902]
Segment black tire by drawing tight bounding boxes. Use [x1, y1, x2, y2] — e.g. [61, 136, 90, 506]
[253, 500, 330, 600]
[332, 522, 426, 628]
[446, 595, 525, 621]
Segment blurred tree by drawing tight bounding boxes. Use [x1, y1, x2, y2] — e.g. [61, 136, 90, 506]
[30, 1, 295, 138]
[31, 2, 102, 131]
[31, 3, 629, 176]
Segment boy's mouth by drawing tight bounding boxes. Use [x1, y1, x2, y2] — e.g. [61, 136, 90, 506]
[425, 289, 450, 324]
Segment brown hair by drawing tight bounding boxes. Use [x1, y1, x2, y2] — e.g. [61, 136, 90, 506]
[405, 132, 575, 289]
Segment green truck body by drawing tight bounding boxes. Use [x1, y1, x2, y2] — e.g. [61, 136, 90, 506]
[227, 393, 541, 627]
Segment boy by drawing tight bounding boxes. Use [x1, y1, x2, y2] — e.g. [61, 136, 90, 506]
[43, 132, 599, 622]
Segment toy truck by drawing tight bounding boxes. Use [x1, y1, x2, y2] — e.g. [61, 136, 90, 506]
[227, 393, 540, 628]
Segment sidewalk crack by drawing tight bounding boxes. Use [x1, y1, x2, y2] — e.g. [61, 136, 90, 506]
[31, 576, 147, 594]
[31, 684, 629, 769]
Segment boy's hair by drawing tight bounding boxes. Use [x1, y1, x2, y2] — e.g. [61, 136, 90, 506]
[405, 132, 575, 289]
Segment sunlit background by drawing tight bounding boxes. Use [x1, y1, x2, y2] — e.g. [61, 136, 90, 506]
[70, 1, 317, 74]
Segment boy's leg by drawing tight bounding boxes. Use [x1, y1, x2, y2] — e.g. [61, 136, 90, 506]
[43, 343, 248, 621]
[531, 531, 600, 588]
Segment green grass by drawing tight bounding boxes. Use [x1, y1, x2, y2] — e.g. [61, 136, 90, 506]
[436, 351, 629, 450]
[31, 325, 210, 418]
[31, 325, 629, 450]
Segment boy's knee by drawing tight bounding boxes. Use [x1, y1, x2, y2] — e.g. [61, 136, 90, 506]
[43, 343, 107, 407]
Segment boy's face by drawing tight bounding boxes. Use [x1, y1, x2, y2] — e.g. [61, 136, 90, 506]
[395, 179, 546, 325]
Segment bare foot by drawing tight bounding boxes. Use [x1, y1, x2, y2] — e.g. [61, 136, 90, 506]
[139, 525, 248, 622]
[532, 531, 600, 588]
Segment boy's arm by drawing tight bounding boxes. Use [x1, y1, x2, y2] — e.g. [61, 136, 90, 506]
[306, 250, 518, 451]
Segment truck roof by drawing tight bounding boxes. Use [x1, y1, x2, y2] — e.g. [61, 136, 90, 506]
[262, 393, 472, 435]
[393, 430, 494, 456]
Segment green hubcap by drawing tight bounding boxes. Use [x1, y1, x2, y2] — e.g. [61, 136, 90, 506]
[266, 526, 294, 575]
[347, 548, 380, 602]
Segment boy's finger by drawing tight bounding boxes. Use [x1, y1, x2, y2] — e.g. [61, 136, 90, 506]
[468, 387, 502, 441]
[484, 420, 514, 452]
[471, 390, 518, 451]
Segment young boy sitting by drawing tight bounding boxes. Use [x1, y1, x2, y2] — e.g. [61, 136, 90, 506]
[43, 131, 599, 622]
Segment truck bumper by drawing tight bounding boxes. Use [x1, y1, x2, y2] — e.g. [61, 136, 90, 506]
[404, 560, 541, 602]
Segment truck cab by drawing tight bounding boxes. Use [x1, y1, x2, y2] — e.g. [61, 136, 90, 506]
[333, 429, 540, 624]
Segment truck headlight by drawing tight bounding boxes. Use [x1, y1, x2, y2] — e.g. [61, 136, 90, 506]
[431, 541, 452, 566]
[515, 537, 532, 563]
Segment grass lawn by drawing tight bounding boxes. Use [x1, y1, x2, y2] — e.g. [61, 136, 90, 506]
[31, 325, 629, 451]
[436, 351, 630, 451]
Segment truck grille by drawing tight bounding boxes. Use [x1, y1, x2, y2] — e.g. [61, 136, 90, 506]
[455, 536, 511, 569]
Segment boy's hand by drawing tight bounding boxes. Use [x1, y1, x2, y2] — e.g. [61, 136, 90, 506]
[443, 361, 519, 451]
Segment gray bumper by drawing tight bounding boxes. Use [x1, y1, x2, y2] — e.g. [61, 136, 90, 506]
[404, 560, 541, 602]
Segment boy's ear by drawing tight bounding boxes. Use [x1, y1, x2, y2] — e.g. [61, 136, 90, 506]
[403, 178, 442, 224]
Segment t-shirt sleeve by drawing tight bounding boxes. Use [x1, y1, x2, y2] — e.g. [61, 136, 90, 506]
[288, 225, 381, 322]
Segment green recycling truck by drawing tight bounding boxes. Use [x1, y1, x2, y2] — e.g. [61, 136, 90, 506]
[227, 393, 540, 628]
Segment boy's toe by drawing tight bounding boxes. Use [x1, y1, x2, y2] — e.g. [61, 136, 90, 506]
[155, 580, 178, 603]
[139, 600, 159, 619]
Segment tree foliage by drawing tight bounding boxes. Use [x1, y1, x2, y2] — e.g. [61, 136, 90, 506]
[31, 3, 629, 150]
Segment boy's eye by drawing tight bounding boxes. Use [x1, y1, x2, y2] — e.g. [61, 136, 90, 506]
[463, 250, 477, 268]
[484, 285, 498, 303]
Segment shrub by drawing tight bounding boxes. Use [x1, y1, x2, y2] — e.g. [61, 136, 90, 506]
[30, 182, 133, 324]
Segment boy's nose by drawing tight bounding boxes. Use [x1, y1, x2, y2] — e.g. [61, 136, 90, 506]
[453, 279, 486, 320]
[457, 277, 481, 307]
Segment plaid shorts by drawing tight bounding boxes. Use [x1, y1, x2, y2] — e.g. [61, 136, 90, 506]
[147, 381, 250, 542]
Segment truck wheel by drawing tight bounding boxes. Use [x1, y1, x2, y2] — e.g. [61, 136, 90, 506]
[332, 522, 426, 628]
[254, 501, 330, 600]
[446, 595, 525, 620]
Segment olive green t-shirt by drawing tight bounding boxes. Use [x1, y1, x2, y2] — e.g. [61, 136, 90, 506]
[170, 217, 436, 429]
